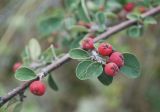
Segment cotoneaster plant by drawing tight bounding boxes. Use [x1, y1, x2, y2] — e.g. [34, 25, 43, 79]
[69, 39, 140, 84]
[0, 0, 159, 111]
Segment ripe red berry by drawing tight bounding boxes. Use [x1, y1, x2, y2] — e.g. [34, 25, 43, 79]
[29, 81, 46, 96]
[124, 2, 135, 12]
[81, 37, 94, 50]
[98, 43, 113, 56]
[104, 62, 119, 76]
[109, 52, 124, 67]
[13, 62, 22, 72]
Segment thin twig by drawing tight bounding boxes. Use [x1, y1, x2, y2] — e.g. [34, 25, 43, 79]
[0, 6, 160, 107]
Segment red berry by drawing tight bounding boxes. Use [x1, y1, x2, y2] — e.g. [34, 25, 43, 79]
[98, 43, 113, 56]
[13, 62, 22, 72]
[104, 62, 119, 77]
[81, 37, 94, 50]
[124, 2, 135, 12]
[109, 52, 124, 67]
[29, 81, 46, 96]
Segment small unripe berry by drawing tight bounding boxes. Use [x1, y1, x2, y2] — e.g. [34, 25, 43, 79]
[104, 62, 119, 76]
[81, 37, 94, 50]
[29, 81, 46, 96]
[99, 5, 105, 12]
[98, 43, 113, 56]
[13, 62, 22, 72]
[109, 52, 124, 67]
[138, 6, 147, 13]
[77, 21, 91, 29]
[124, 2, 135, 12]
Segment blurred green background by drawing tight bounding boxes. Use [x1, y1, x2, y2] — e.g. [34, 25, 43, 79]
[0, 0, 160, 112]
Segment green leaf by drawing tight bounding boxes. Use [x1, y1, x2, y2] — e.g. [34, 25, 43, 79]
[28, 38, 41, 61]
[38, 16, 62, 36]
[127, 25, 143, 38]
[86, 1, 98, 11]
[21, 46, 31, 65]
[15, 67, 37, 81]
[48, 75, 58, 91]
[127, 13, 140, 20]
[81, 0, 91, 22]
[64, 0, 80, 10]
[98, 72, 113, 86]
[40, 47, 53, 63]
[64, 17, 76, 30]
[69, 48, 90, 60]
[96, 12, 106, 25]
[70, 34, 84, 49]
[70, 25, 89, 33]
[144, 17, 157, 25]
[85, 62, 103, 79]
[76, 61, 103, 80]
[120, 53, 141, 78]
[13, 103, 23, 112]
[76, 60, 93, 80]
[106, 1, 122, 12]
[75, 4, 90, 22]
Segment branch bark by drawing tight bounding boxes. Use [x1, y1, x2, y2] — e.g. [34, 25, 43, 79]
[0, 6, 160, 107]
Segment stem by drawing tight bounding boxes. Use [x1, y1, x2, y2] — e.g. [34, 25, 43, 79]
[0, 6, 160, 107]
[50, 44, 58, 60]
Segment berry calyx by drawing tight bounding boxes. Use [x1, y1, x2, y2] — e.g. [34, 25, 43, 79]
[104, 62, 119, 77]
[108, 52, 124, 67]
[98, 43, 113, 56]
[29, 81, 46, 96]
[13, 62, 22, 72]
[81, 37, 94, 50]
[124, 2, 135, 12]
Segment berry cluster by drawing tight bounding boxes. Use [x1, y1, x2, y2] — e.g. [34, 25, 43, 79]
[123, 2, 147, 14]
[81, 37, 124, 77]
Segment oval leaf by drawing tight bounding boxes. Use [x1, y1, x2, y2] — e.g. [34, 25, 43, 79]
[127, 25, 143, 38]
[38, 16, 62, 36]
[76, 61, 103, 80]
[127, 13, 140, 20]
[96, 12, 105, 25]
[120, 53, 141, 78]
[81, 0, 91, 21]
[15, 67, 37, 81]
[85, 62, 103, 79]
[64, 17, 76, 30]
[98, 72, 113, 86]
[144, 17, 157, 25]
[29, 38, 41, 61]
[13, 103, 23, 112]
[76, 60, 93, 80]
[69, 48, 90, 60]
[70, 25, 89, 33]
[48, 75, 58, 91]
